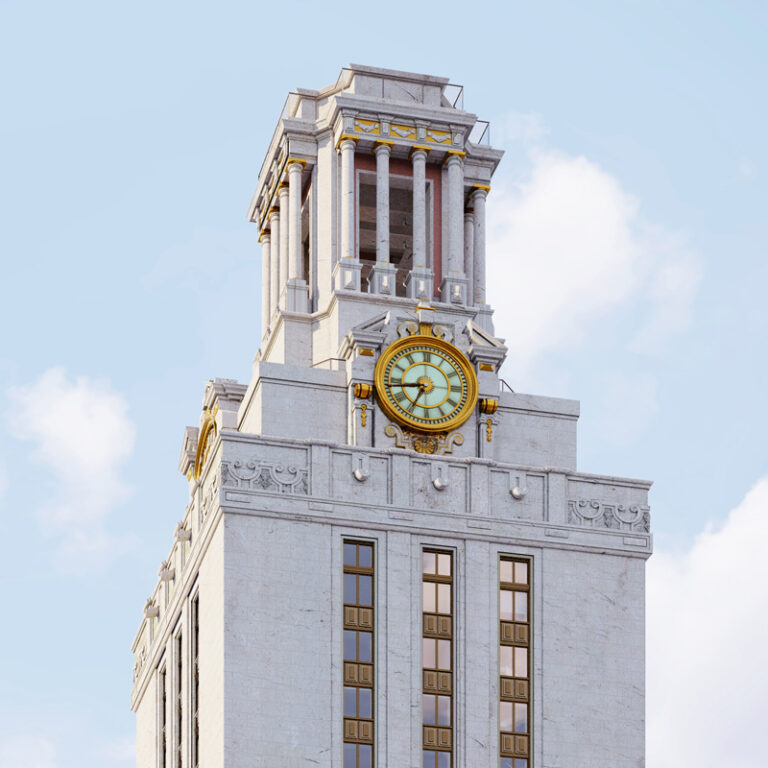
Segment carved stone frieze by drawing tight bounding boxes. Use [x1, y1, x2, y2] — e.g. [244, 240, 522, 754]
[568, 498, 650, 533]
[222, 459, 309, 495]
[384, 423, 464, 456]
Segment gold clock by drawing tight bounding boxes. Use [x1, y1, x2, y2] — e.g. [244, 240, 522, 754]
[374, 335, 479, 433]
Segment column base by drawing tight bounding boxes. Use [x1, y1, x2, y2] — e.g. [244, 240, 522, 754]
[405, 268, 434, 300]
[285, 279, 309, 313]
[440, 274, 469, 305]
[367, 262, 398, 296]
[333, 259, 362, 292]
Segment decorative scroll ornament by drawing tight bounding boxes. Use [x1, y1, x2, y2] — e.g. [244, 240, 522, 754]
[222, 459, 309, 495]
[194, 402, 219, 479]
[568, 498, 651, 533]
[396, 318, 454, 344]
[384, 424, 464, 456]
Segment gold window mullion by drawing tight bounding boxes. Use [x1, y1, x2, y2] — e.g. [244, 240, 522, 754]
[422, 549, 453, 768]
[343, 541, 375, 768]
[499, 558, 531, 768]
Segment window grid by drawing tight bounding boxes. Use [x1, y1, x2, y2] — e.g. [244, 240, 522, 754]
[159, 666, 167, 768]
[175, 632, 183, 768]
[191, 597, 200, 768]
[343, 541, 375, 768]
[422, 549, 453, 768]
[499, 558, 530, 768]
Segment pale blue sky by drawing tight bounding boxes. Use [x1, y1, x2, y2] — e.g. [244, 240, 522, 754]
[1, 1, 766, 766]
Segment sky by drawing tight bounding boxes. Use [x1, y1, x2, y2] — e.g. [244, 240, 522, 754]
[1, 1, 766, 766]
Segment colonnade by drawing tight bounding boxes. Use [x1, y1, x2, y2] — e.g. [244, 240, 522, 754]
[260, 159, 307, 335]
[260, 145, 489, 337]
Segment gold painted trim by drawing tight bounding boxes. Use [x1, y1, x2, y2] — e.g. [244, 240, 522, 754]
[390, 123, 417, 140]
[354, 383, 373, 399]
[354, 118, 381, 135]
[409, 144, 431, 159]
[479, 398, 499, 415]
[359, 348, 375, 357]
[258, 228, 270, 243]
[193, 402, 219, 480]
[336, 134, 360, 149]
[286, 157, 307, 167]
[473, 183, 491, 193]
[374, 334, 479, 434]
[479, 363, 494, 371]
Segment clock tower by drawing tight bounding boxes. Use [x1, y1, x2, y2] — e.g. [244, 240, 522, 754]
[131, 65, 652, 768]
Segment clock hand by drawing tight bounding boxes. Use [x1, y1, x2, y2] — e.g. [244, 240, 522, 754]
[406, 384, 427, 412]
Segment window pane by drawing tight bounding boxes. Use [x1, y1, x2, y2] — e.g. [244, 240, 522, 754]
[359, 631, 372, 662]
[500, 590, 514, 621]
[423, 694, 436, 724]
[500, 646, 514, 677]
[515, 760, 528, 768]
[423, 551, 436, 575]
[359, 744, 372, 768]
[437, 553, 451, 576]
[344, 743, 356, 768]
[437, 640, 451, 670]
[437, 695, 451, 725]
[437, 583, 451, 614]
[344, 543, 357, 567]
[515, 592, 528, 622]
[423, 749, 435, 768]
[514, 646, 527, 677]
[344, 630, 357, 661]
[514, 561, 528, 584]
[359, 687, 372, 718]
[358, 544, 373, 568]
[437, 752, 450, 768]
[515, 702, 528, 733]
[423, 638, 436, 668]
[500, 560, 514, 583]
[344, 574, 357, 604]
[423, 582, 436, 613]
[344, 686, 357, 717]
[501, 759, 514, 768]
[359, 575, 373, 606]
[500, 701, 513, 731]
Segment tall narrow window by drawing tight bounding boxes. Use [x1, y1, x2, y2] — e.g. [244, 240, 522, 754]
[342, 540, 375, 768]
[499, 558, 530, 768]
[175, 632, 183, 768]
[159, 666, 167, 768]
[191, 597, 200, 768]
[422, 549, 453, 768]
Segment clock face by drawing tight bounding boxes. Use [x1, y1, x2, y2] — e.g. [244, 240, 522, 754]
[374, 336, 478, 432]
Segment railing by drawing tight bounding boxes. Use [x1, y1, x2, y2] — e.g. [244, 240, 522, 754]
[469, 120, 490, 146]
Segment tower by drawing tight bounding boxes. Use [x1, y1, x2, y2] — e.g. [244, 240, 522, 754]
[131, 65, 652, 768]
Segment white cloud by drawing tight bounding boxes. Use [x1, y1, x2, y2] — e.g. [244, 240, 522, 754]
[647, 477, 768, 767]
[8, 368, 137, 570]
[486, 133, 700, 383]
[0, 735, 57, 768]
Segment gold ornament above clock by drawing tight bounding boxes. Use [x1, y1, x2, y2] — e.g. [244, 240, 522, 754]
[374, 334, 479, 433]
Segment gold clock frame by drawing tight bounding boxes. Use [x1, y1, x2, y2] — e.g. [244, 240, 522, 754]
[373, 334, 479, 433]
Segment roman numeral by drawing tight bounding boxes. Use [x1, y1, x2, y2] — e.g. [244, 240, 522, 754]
[450, 385, 462, 393]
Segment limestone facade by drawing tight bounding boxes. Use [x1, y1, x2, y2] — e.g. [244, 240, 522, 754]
[131, 65, 651, 768]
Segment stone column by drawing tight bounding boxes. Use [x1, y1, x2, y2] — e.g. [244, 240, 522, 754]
[278, 184, 290, 308]
[472, 186, 488, 304]
[260, 230, 271, 337]
[405, 146, 433, 300]
[269, 209, 280, 322]
[369, 140, 397, 295]
[471, 185, 492, 331]
[285, 160, 309, 312]
[334, 136, 362, 291]
[440, 152, 468, 304]
[464, 210, 474, 306]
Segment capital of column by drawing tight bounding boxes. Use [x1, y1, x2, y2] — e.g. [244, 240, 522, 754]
[336, 134, 359, 150]
[373, 140, 393, 156]
[471, 184, 490, 198]
[409, 145, 430, 160]
[258, 228, 271, 243]
[443, 152, 465, 167]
